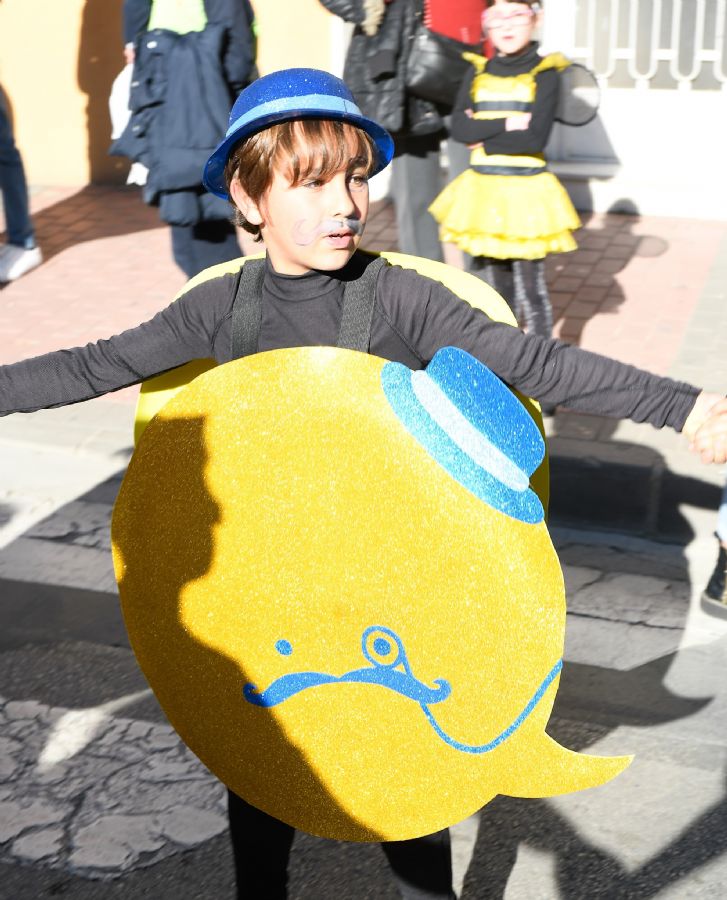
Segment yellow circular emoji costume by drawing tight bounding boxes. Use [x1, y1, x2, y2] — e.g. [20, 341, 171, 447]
[112, 341, 630, 842]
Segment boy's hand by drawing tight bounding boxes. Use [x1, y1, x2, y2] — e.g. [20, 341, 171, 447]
[683, 392, 727, 464]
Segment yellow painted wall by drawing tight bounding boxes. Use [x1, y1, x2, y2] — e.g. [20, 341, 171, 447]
[0, 0, 127, 186]
[251, 0, 336, 76]
[0, 0, 337, 187]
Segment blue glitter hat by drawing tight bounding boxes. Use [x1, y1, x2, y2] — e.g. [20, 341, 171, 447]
[203, 68, 395, 199]
[381, 348, 546, 523]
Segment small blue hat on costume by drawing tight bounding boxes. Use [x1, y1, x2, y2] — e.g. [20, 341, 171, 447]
[203, 68, 395, 199]
[382, 348, 546, 524]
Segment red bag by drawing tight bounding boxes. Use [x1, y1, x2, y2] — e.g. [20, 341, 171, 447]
[424, 0, 485, 46]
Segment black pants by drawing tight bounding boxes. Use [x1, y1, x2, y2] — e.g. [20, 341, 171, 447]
[227, 791, 456, 899]
[170, 219, 241, 279]
[391, 129, 470, 264]
[471, 256, 553, 339]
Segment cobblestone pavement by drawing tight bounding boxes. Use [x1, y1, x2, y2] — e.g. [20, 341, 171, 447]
[0, 691, 227, 877]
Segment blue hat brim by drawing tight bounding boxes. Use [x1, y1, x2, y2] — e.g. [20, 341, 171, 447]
[203, 108, 395, 200]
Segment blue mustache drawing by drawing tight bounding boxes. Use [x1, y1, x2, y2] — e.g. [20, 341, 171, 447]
[244, 626, 451, 708]
[243, 626, 562, 755]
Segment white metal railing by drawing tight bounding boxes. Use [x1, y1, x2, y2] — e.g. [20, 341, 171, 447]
[570, 0, 727, 90]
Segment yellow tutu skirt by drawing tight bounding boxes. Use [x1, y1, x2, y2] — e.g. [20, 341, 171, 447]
[429, 169, 580, 259]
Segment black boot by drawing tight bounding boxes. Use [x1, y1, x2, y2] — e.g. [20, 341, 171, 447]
[701, 542, 727, 616]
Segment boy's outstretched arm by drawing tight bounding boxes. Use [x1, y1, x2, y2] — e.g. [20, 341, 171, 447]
[0, 285, 222, 416]
[683, 394, 727, 464]
[384, 266, 723, 463]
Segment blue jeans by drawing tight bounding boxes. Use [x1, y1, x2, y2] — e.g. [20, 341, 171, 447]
[0, 92, 35, 249]
[170, 220, 240, 279]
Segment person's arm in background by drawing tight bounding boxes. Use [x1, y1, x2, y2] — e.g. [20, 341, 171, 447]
[318, 1, 396, 79]
[206, 0, 257, 91]
[450, 68, 559, 151]
[123, 0, 152, 63]
[317, 0, 369, 27]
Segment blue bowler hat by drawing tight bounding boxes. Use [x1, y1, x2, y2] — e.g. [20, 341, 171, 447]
[382, 348, 546, 524]
[203, 68, 395, 200]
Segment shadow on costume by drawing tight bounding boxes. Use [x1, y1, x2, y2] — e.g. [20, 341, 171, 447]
[0, 438, 422, 898]
[547, 199, 669, 348]
[114, 415, 383, 844]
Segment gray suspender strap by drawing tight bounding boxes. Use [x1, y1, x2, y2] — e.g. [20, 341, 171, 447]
[231, 258, 266, 359]
[230, 254, 387, 358]
[336, 255, 387, 352]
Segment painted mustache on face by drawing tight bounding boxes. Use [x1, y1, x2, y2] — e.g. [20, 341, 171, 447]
[292, 217, 364, 246]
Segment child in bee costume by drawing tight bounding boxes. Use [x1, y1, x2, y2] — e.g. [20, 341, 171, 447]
[430, 0, 579, 344]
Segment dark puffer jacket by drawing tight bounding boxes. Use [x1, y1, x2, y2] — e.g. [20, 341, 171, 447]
[320, 0, 444, 138]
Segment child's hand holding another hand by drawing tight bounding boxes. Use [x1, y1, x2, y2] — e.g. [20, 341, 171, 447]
[684, 393, 727, 464]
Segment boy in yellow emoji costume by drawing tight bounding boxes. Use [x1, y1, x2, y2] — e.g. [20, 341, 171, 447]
[113, 343, 630, 846]
[2, 68, 727, 899]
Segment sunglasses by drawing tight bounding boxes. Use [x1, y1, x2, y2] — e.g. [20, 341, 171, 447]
[483, 9, 537, 30]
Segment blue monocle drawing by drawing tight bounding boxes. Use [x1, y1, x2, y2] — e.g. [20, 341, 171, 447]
[243, 626, 562, 755]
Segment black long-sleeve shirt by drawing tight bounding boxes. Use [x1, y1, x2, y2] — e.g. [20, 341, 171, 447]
[450, 42, 559, 155]
[0, 254, 699, 430]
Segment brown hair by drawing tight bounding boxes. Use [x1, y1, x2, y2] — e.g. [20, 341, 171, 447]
[223, 119, 377, 241]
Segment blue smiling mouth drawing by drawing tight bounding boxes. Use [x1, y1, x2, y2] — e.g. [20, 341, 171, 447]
[243, 626, 562, 755]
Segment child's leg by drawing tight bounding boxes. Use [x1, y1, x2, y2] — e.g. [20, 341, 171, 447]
[471, 257, 516, 313]
[227, 790, 296, 899]
[170, 220, 241, 279]
[512, 259, 553, 339]
[391, 132, 445, 262]
[0, 93, 36, 250]
[381, 829, 456, 899]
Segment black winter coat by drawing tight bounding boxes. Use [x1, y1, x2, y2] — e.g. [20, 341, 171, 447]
[320, 0, 444, 138]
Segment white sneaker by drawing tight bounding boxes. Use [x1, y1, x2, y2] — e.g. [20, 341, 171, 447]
[0, 245, 43, 282]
